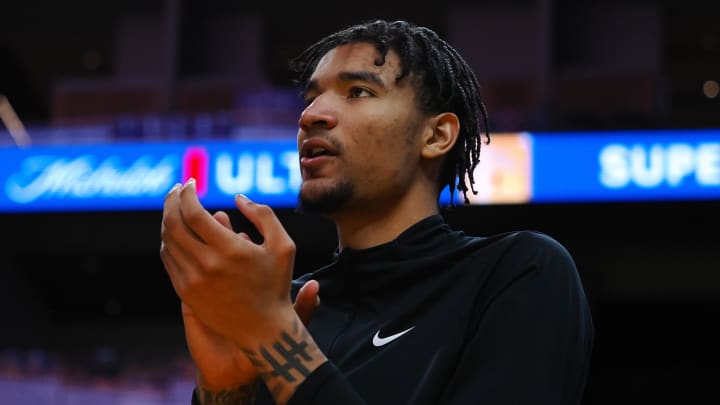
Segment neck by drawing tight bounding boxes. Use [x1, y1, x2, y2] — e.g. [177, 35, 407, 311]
[329, 194, 439, 251]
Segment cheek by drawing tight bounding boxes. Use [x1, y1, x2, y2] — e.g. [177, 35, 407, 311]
[359, 139, 412, 185]
[345, 114, 420, 177]
[354, 125, 404, 165]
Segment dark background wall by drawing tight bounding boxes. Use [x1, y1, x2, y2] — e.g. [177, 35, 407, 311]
[2, 0, 719, 129]
[1, 0, 719, 403]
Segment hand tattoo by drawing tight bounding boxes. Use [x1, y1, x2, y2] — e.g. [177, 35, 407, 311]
[241, 318, 323, 403]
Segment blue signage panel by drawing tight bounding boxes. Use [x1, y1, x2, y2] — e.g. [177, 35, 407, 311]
[1, 128, 719, 212]
[532, 129, 720, 203]
[0, 139, 301, 213]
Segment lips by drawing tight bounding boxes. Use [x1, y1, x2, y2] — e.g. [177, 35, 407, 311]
[300, 138, 338, 169]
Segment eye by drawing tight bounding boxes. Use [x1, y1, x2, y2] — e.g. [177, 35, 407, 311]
[348, 87, 373, 99]
[303, 95, 316, 107]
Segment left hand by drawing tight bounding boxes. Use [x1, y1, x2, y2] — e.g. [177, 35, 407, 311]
[160, 179, 298, 346]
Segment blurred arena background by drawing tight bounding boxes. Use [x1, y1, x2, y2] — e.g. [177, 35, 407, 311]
[0, 0, 719, 404]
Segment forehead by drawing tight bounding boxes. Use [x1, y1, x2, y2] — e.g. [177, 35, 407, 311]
[311, 42, 402, 83]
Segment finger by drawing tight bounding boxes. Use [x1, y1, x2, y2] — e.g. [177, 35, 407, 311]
[213, 211, 250, 240]
[160, 240, 187, 297]
[164, 182, 205, 249]
[162, 183, 207, 280]
[161, 183, 182, 234]
[294, 280, 320, 326]
[179, 179, 238, 247]
[212, 210, 233, 230]
[234, 194, 292, 251]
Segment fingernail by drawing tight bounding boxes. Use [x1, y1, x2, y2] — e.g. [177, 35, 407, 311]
[184, 178, 196, 189]
[168, 183, 181, 194]
[237, 193, 249, 202]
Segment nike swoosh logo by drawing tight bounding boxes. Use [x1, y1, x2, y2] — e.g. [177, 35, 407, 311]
[372, 326, 415, 347]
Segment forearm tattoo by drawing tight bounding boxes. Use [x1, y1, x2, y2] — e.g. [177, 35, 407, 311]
[197, 383, 257, 405]
[241, 319, 318, 401]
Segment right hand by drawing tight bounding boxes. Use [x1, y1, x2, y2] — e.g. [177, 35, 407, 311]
[179, 210, 321, 391]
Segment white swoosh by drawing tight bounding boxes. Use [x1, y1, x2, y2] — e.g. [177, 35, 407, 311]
[372, 326, 415, 347]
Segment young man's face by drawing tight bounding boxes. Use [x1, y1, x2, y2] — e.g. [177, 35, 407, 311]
[296, 42, 431, 215]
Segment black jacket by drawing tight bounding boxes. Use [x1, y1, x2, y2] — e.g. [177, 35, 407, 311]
[201, 215, 594, 404]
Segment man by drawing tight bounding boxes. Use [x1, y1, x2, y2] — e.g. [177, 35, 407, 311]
[161, 19, 594, 405]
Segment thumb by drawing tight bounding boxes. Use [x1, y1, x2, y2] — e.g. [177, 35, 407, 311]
[181, 301, 214, 336]
[294, 280, 320, 326]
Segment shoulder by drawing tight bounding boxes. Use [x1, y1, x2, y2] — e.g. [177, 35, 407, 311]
[468, 230, 591, 325]
[464, 230, 575, 270]
[466, 230, 580, 294]
[505, 230, 575, 268]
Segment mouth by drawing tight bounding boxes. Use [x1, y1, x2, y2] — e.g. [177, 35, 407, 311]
[300, 138, 338, 160]
[304, 146, 331, 158]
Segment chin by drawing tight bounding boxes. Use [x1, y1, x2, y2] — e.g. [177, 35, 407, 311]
[297, 182, 353, 214]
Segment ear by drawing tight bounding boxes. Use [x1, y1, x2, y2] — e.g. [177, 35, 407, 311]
[421, 112, 460, 160]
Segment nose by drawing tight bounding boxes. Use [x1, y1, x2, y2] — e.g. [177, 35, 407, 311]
[298, 96, 338, 132]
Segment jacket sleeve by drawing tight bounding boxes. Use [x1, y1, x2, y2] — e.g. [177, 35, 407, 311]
[439, 232, 594, 405]
[285, 361, 368, 405]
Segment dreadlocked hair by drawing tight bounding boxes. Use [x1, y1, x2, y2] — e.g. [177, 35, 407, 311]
[289, 19, 490, 205]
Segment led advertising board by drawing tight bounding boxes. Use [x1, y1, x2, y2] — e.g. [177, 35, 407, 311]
[0, 140, 300, 212]
[531, 129, 720, 203]
[0, 129, 718, 212]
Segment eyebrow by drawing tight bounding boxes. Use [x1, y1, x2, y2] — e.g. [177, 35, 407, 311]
[303, 70, 388, 97]
[338, 71, 387, 90]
